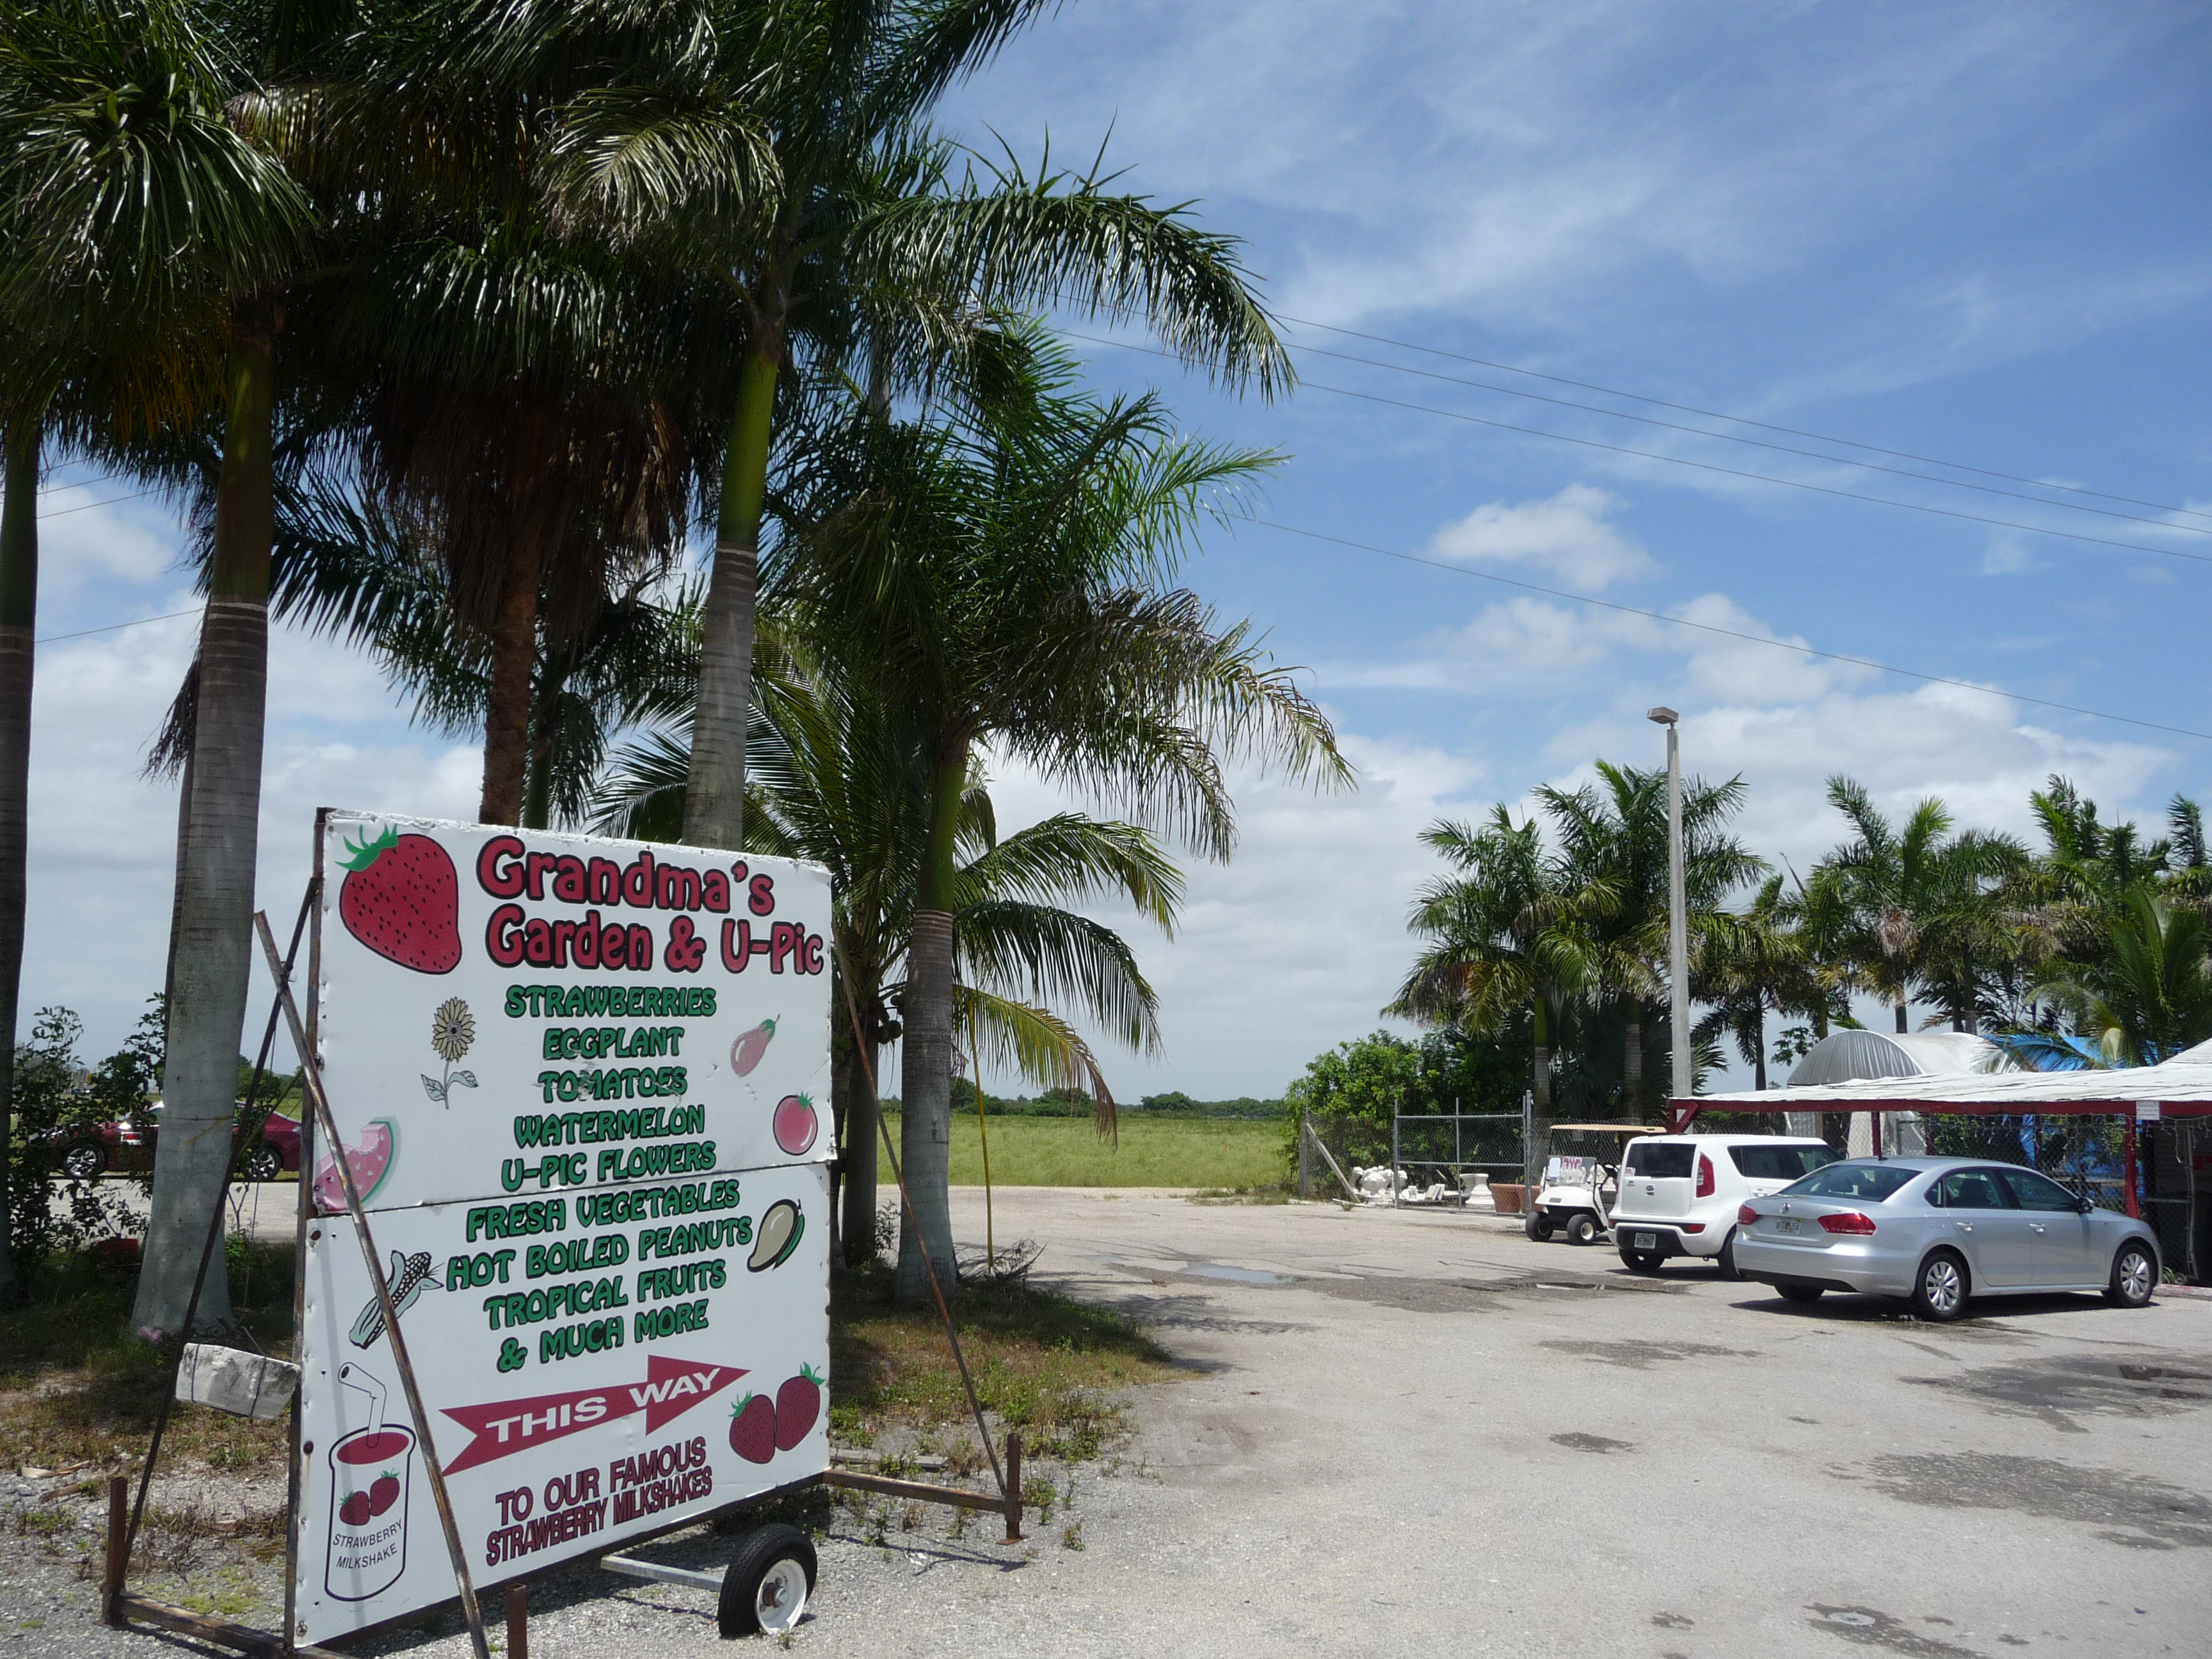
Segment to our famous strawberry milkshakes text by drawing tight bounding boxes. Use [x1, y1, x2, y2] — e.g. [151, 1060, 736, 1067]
[474, 837, 824, 977]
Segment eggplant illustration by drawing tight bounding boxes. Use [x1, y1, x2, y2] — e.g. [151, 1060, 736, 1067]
[747, 1199, 804, 1272]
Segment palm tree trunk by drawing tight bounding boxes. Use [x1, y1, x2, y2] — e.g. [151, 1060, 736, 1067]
[682, 322, 780, 851]
[895, 737, 968, 1304]
[135, 298, 278, 1336]
[521, 678, 556, 831]
[480, 533, 545, 826]
[835, 1006, 879, 1268]
[0, 418, 39, 1301]
[1531, 997, 1551, 1114]
[1894, 1000, 1908, 1034]
[1752, 1011, 1768, 1091]
[1622, 1002, 1643, 1112]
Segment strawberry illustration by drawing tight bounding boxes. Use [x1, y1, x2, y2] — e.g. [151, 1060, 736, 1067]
[339, 827, 461, 974]
[368, 1471, 400, 1517]
[728, 1392, 776, 1464]
[773, 1365, 822, 1451]
[338, 1491, 373, 1527]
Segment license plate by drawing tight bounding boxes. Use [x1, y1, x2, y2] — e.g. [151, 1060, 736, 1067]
[1776, 1218, 1800, 1235]
[1633, 1233, 1657, 1250]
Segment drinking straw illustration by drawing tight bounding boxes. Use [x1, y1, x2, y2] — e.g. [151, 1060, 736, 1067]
[339, 1364, 387, 1440]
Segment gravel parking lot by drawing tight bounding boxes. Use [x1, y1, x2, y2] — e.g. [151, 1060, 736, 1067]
[10, 1185, 2209, 1658]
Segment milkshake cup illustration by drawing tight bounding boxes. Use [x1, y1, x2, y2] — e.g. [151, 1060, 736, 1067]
[326, 1365, 413, 1601]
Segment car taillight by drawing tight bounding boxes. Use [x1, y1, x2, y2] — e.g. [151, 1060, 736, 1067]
[1819, 1211, 1877, 1235]
[1738, 1203, 1759, 1226]
[1695, 1153, 1715, 1198]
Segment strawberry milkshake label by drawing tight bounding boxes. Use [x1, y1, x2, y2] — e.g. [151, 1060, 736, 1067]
[296, 812, 832, 1642]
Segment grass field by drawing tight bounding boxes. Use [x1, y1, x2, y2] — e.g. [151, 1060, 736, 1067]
[878, 1110, 1285, 1189]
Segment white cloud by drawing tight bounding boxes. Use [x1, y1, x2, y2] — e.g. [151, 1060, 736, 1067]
[23, 591, 481, 1062]
[1981, 534, 2051, 575]
[978, 733, 1486, 1100]
[1427, 483, 1651, 588]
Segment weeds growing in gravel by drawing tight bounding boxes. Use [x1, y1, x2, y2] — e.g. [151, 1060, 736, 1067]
[0, 1240, 296, 1478]
[829, 1263, 1176, 1463]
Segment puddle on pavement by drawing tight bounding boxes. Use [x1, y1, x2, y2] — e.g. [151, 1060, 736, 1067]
[1551, 1431, 1633, 1454]
[1806, 1605, 1982, 1658]
[1899, 1350, 2212, 1430]
[1855, 1452, 2212, 1551]
[1180, 1263, 1299, 1285]
[1096, 1256, 1301, 1287]
[1541, 1338, 1763, 1370]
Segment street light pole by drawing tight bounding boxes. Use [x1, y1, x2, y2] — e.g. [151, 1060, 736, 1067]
[1648, 707, 1692, 1109]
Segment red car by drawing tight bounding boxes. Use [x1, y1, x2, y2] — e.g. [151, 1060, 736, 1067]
[57, 1103, 302, 1182]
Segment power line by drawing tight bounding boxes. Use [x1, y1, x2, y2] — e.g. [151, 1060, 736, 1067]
[35, 470, 123, 497]
[1081, 332, 2212, 570]
[36, 607, 200, 646]
[1250, 517, 2212, 744]
[1278, 314, 2212, 528]
[1276, 335, 2212, 538]
[36, 486, 164, 520]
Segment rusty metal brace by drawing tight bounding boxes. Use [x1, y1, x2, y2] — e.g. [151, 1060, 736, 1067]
[828, 933, 1025, 1541]
[255, 910, 493, 1659]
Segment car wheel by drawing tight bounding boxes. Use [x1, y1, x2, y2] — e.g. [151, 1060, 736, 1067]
[717, 1523, 816, 1637]
[1776, 1282, 1825, 1304]
[1566, 1213, 1599, 1247]
[239, 1145, 283, 1182]
[1716, 1228, 1742, 1281]
[1619, 1249, 1663, 1274]
[2106, 1240, 2157, 1308]
[61, 1144, 104, 1180]
[1912, 1249, 1970, 1322]
[1525, 1212, 1555, 1242]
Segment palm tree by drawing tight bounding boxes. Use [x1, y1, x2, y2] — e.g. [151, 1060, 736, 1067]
[1818, 776, 2022, 1034]
[787, 346, 1342, 1300]
[591, 643, 1183, 1263]
[2032, 888, 2212, 1065]
[1537, 762, 1764, 1110]
[1, 0, 319, 1331]
[1391, 808, 1598, 1123]
[477, 0, 1295, 853]
[1691, 876, 1806, 1092]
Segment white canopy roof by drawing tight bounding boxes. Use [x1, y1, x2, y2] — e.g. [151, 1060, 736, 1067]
[1690, 1032, 2212, 1113]
[1784, 1029, 2017, 1087]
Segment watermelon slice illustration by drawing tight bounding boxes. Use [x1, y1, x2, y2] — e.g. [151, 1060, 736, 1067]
[314, 1119, 399, 1215]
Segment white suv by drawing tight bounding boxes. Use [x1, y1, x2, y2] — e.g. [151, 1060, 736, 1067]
[1612, 1134, 1837, 1276]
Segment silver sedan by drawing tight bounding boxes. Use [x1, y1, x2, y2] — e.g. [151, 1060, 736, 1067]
[1733, 1156, 2162, 1322]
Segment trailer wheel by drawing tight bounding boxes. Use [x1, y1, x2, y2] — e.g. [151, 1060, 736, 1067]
[718, 1523, 816, 1637]
[1565, 1213, 1599, 1247]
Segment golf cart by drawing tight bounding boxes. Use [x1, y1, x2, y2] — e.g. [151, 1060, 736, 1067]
[1524, 1124, 1647, 1246]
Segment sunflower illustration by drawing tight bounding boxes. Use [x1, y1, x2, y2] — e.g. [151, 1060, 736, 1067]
[431, 999, 475, 1061]
[423, 999, 477, 1107]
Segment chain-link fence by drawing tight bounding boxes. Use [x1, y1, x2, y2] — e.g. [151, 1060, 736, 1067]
[1295, 1104, 1528, 1205]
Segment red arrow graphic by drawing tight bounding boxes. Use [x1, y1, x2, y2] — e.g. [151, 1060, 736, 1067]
[440, 1354, 745, 1473]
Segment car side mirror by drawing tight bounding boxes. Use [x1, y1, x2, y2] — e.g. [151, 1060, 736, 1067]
[2078, 1197, 2096, 1214]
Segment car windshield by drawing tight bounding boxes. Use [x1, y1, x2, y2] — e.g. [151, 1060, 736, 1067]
[1779, 1162, 1919, 1203]
[1727, 1144, 1838, 1181]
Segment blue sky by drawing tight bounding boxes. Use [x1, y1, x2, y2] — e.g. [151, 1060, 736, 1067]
[17, 1, 2212, 1100]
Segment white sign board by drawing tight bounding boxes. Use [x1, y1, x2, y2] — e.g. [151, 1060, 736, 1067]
[2138, 1100, 2163, 1123]
[294, 813, 832, 1641]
